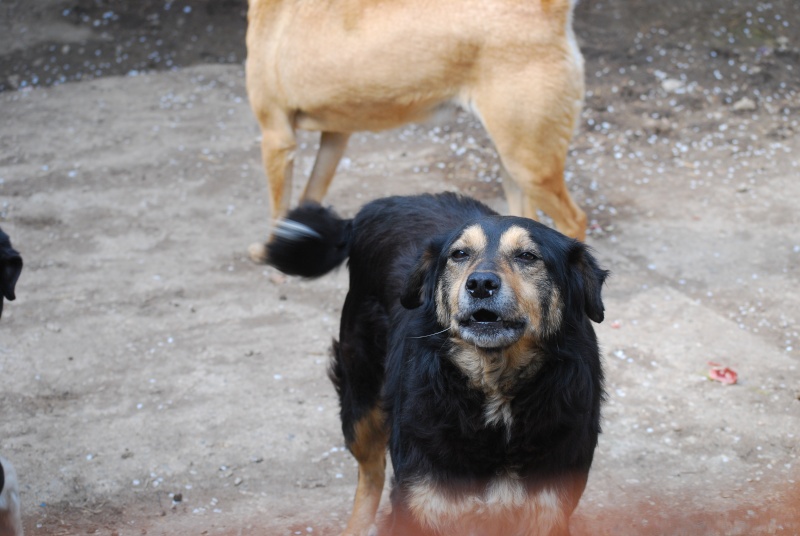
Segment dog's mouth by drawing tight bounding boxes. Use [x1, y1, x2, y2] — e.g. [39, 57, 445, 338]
[467, 308, 502, 324]
[457, 309, 526, 348]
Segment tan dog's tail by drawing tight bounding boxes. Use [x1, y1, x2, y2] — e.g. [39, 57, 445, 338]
[266, 203, 353, 278]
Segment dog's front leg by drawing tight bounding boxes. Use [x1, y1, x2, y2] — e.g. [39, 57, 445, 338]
[249, 118, 297, 263]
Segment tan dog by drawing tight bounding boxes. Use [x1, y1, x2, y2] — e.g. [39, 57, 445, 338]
[246, 0, 587, 262]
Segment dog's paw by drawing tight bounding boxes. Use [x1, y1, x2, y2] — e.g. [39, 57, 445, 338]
[248, 242, 268, 264]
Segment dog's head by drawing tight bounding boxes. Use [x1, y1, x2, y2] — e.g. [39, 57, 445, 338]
[0, 228, 23, 319]
[401, 216, 607, 350]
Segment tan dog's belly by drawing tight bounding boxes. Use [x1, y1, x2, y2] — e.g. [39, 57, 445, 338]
[246, 0, 586, 265]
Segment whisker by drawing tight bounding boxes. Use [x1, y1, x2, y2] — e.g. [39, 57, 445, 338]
[408, 327, 450, 339]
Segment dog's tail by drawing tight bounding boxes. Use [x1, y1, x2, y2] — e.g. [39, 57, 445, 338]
[266, 202, 353, 278]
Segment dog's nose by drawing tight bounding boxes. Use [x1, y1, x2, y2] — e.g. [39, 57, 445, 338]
[466, 272, 501, 299]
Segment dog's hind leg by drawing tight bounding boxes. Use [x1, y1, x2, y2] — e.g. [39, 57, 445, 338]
[472, 60, 587, 241]
[343, 406, 387, 536]
[301, 131, 351, 203]
[499, 167, 526, 218]
[332, 295, 389, 536]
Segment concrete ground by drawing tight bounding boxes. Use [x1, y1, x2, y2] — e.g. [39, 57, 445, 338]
[0, 0, 798, 534]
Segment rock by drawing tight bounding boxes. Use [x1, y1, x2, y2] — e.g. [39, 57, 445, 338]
[732, 97, 757, 112]
[661, 78, 685, 92]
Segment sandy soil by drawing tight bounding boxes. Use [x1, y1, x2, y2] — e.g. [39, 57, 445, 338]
[1, 0, 798, 534]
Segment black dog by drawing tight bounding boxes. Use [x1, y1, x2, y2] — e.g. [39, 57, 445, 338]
[268, 193, 608, 535]
[0, 228, 22, 319]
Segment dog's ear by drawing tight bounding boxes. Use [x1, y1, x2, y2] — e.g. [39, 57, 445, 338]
[567, 242, 608, 323]
[400, 238, 444, 309]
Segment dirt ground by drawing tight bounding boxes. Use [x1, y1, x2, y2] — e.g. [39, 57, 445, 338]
[1, 0, 799, 534]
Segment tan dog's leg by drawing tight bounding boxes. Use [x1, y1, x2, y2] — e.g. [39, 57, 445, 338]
[507, 160, 586, 241]
[344, 407, 388, 536]
[249, 115, 297, 263]
[302, 131, 352, 203]
[491, 124, 586, 240]
[261, 119, 297, 219]
[475, 61, 586, 241]
[500, 169, 526, 218]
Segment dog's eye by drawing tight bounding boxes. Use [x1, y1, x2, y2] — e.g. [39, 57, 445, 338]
[516, 251, 538, 263]
[450, 249, 469, 261]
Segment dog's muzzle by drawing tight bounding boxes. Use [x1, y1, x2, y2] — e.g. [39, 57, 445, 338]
[456, 272, 526, 349]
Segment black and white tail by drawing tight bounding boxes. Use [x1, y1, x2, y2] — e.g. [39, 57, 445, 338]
[266, 203, 353, 278]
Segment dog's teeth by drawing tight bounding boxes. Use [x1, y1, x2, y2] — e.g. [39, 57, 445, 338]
[273, 219, 322, 240]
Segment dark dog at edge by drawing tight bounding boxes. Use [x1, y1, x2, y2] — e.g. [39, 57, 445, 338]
[267, 193, 607, 535]
[0, 227, 22, 320]
[1, 229, 24, 535]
